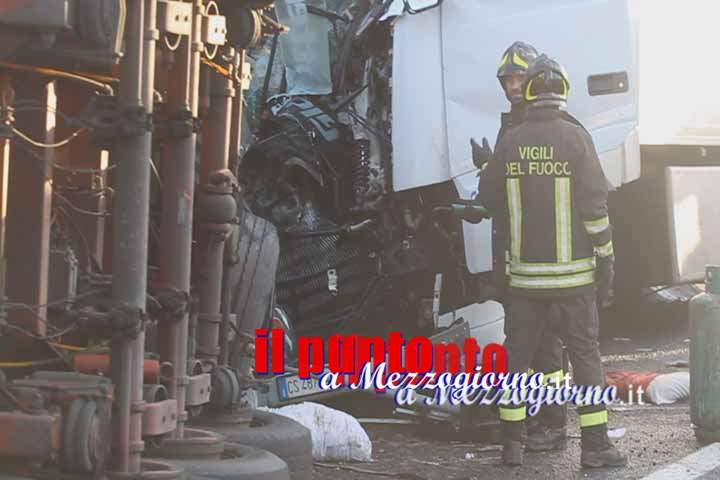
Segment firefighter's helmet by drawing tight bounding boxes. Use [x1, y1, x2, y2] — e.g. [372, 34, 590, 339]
[523, 54, 570, 109]
[497, 41, 538, 103]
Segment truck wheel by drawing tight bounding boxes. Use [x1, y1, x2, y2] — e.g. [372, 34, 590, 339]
[170, 444, 289, 480]
[202, 410, 313, 480]
[227, 204, 280, 370]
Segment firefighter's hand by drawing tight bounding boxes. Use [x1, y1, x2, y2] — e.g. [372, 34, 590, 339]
[471, 137, 493, 171]
[596, 255, 615, 308]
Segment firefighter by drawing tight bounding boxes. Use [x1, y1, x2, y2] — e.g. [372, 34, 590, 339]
[478, 54, 627, 468]
[472, 41, 568, 453]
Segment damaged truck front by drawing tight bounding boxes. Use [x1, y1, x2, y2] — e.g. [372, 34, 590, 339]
[247, 0, 720, 360]
[241, 0, 505, 358]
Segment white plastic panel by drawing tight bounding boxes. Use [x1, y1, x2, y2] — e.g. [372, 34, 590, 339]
[665, 167, 720, 283]
[454, 170, 493, 274]
[440, 0, 638, 185]
[438, 301, 505, 347]
[391, 6, 449, 192]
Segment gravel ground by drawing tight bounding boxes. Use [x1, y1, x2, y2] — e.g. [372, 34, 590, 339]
[312, 301, 703, 480]
[313, 403, 697, 480]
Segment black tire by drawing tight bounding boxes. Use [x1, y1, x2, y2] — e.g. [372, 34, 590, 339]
[227, 205, 280, 369]
[199, 410, 313, 480]
[170, 444, 289, 480]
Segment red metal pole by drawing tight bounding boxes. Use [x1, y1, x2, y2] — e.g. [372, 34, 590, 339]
[196, 50, 236, 369]
[157, 0, 203, 438]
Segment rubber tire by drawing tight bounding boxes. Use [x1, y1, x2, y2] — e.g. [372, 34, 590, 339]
[227, 205, 279, 368]
[62, 398, 84, 468]
[170, 444, 289, 480]
[200, 410, 313, 480]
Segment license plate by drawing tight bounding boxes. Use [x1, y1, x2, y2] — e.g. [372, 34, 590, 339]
[277, 374, 326, 401]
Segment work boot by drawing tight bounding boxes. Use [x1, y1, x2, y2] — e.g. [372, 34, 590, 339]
[502, 441, 523, 466]
[526, 427, 567, 452]
[581, 444, 628, 468]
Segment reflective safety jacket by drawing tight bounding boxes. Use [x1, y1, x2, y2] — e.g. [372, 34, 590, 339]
[478, 107, 613, 297]
[488, 106, 526, 288]
[497, 106, 526, 149]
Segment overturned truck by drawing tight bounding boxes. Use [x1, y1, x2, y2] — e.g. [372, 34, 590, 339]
[0, 1, 314, 479]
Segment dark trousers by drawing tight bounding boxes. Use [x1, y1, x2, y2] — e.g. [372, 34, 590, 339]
[503, 304, 567, 430]
[495, 221, 567, 431]
[500, 293, 609, 449]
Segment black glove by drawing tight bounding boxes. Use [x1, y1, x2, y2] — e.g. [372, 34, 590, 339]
[596, 255, 615, 308]
[470, 137, 493, 171]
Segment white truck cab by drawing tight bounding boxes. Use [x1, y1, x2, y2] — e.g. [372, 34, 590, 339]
[390, 0, 720, 289]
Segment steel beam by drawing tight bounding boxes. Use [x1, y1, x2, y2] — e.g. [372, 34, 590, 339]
[109, 0, 157, 474]
[157, 0, 204, 439]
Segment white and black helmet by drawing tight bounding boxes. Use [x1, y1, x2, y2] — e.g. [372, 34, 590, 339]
[523, 54, 570, 109]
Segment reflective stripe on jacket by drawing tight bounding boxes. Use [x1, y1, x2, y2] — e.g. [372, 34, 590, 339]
[478, 107, 613, 297]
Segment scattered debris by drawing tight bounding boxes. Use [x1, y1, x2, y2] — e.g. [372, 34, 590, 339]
[665, 360, 689, 368]
[605, 370, 660, 401]
[606, 370, 691, 405]
[646, 372, 690, 405]
[263, 402, 372, 462]
[643, 284, 703, 303]
[359, 418, 419, 425]
[637, 348, 656, 353]
[602, 347, 689, 363]
[573, 431, 629, 441]
[464, 452, 475, 460]
[314, 461, 427, 479]
[449, 444, 502, 452]
[614, 337, 632, 342]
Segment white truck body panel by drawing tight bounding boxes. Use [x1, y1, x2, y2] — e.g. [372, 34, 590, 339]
[665, 167, 720, 284]
[453, 170, 493, 273]
[438, 300, 506, 346]
[391, 0, 639, 193]
[389, 0, 720, 283]
[391, 6, 450, 192]
[391, 0, 641, 273]
[391, 0, 720, 189]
